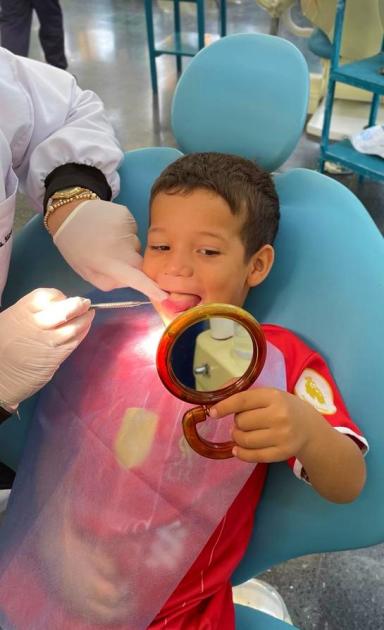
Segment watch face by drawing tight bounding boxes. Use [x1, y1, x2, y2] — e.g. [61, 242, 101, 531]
[53, 187, 84, 199]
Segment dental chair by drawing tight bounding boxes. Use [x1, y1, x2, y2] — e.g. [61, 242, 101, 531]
[3, 34, 384, 630]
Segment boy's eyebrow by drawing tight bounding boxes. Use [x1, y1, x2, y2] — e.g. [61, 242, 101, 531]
[195, 230, 228, 243]
[148, 226, 228, 242]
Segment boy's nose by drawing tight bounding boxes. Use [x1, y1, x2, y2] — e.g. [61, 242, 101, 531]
[164, 254, 193, 277]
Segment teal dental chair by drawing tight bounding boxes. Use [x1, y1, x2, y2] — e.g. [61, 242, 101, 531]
[3, 34, 384, 629]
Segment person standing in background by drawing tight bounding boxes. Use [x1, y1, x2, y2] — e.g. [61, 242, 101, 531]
[0, 0, 67, 69]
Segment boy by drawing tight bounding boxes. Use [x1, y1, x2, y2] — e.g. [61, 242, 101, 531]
[145, 152, 366, 484]
[142, 152, 367, 625]
[0, 153, 367, 630]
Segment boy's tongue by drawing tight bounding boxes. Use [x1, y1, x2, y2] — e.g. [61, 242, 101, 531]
[162, 292, 200, 313]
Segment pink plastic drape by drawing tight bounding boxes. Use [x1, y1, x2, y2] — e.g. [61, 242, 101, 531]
[0, 305, 286, 629]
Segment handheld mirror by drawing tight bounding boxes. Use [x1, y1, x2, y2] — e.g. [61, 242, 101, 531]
[156, 303, 267, 459]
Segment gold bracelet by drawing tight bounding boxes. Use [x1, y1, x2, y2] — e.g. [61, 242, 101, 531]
[44, 190, 100, 234]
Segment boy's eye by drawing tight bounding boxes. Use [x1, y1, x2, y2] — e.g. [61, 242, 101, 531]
[198, 248, 220, 256]
[149, 245, 170, 251]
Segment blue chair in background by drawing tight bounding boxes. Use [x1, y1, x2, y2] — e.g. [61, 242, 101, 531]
[3, 34, 384, 629]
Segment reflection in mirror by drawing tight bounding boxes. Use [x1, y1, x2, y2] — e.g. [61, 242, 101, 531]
[170, 317, 254, 393]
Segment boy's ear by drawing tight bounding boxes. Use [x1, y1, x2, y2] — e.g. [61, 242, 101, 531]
[247, 245, 275, 288]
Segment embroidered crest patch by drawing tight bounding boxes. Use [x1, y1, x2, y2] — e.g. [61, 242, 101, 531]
[294, 368, 337, 415]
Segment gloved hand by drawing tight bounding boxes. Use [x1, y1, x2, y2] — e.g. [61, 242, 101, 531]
[0, 289, 94, 410]
[52, 200, 167, 300]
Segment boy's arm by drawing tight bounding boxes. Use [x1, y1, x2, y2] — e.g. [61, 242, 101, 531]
[284, 395, 366, 503]
[210, 388, 366, 504]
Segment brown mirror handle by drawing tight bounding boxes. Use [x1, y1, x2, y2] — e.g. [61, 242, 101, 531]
[182, 407, 234, 460]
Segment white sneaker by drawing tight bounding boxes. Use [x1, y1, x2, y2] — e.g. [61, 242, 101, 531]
[232, 579, 293, 624]
[351, 125, 384, 158]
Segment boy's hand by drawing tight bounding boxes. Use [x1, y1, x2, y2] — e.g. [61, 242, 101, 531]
[210, 388, 323, 464]
[211, 387, 366, 504]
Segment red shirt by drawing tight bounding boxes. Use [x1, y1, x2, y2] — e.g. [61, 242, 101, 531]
[150, 324, 367, 629]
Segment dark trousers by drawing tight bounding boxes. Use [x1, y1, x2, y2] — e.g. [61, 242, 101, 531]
[0, 0, 68, 69]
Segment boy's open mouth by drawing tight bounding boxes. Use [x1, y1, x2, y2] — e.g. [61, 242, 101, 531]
[161, 292, 201, 314]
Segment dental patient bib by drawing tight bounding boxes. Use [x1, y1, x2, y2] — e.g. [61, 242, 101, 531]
[0, 303, 286, 629]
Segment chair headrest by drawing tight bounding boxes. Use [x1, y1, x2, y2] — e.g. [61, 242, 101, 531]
[172, 33, 309, 172]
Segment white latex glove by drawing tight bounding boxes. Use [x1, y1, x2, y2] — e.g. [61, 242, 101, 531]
[0, 289, 94, 410]
[53, 200, 167, 300]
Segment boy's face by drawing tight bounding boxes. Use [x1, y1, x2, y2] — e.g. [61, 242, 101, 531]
[143, 189, 274, 321]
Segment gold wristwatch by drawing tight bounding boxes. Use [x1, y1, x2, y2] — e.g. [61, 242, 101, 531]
[44, 186, 100, 233]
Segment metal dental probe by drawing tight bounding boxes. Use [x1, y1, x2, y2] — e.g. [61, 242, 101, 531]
[90, 300, 151, 310]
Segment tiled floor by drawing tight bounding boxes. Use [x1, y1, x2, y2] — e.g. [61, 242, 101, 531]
[6, 0, 384, 628]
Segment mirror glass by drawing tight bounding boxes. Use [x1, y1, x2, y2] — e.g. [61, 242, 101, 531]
[170, 317, 254, 392]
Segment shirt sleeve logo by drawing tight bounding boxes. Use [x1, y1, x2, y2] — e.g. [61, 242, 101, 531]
[294, 368, 337, 415]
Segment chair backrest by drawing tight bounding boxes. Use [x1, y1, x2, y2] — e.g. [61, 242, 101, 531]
[171, 33, 309, 172]
[233, 167, 384, 582]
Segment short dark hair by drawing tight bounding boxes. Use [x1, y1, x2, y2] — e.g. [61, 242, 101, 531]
[150, 152, 280, 260]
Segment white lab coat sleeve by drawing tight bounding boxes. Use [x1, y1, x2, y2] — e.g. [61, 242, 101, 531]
[8, 51, 124, 211]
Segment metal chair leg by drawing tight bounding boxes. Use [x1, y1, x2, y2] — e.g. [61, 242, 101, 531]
[368, 93, 380, 128]
[220, 0, 227, 37]
[269, 16, 279, 36]
[173, 0, 182, 75]
[320, 78, 336, 167]
[144, 0, 158, 93]
[197, 0, 205, 50]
